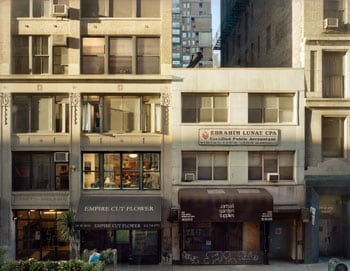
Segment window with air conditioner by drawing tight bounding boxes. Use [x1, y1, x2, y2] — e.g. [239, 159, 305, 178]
[323, 0, 344, 27]
[182, 152, 228, 182]
[12, 152, 69, 191]
[248, 151, 294, 182]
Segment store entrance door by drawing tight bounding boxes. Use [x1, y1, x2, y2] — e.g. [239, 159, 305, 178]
[212, 223, 243, 251]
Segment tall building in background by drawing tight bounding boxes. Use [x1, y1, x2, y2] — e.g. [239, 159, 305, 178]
[172, 0, 213, 68]
[219, 0, 350, 264]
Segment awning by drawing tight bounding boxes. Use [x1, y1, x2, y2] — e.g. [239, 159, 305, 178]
[179, 188, 273, 223]
[75, 196, 162, 230]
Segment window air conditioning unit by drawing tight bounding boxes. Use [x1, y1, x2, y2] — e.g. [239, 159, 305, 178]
[52, 35, 67, 46]
[323, 18, 339, 29]
[52, 4, 69, 17]
[184, 173, 195, 182]
[266, 173, 279, 183]
[54, 152, 69, 162]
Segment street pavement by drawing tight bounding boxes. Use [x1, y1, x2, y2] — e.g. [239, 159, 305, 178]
[105, 257, 350, 271]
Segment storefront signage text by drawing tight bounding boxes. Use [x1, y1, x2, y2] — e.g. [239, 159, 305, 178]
[180, 211, 195, 222]
[261, 211, 273, 221]
[218, 204, 235, 219]
[75, 222, 160, 230]
[83, 205, 154, 212]
[199, 128, 278, 145]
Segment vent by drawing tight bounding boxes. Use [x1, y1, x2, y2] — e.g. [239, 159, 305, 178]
[52, 4, 69, 17]
[184, 173, 195, 182]
[266, 173, 279, 183]
[52, 35, 67, 46]
[54, 152, 69, 162]
[323, 18, 339, 29]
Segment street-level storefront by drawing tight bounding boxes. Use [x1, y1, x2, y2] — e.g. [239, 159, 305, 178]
[75, 196, 163, 264]
[178, 188, 273, 265]
[305, 177, 350, 262]
[14, 209, 69, 261]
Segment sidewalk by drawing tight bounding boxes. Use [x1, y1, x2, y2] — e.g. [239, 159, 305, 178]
[105, 258, 350, 271]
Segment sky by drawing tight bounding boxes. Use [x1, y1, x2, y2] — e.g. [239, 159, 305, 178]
[211, 0, 220, 36]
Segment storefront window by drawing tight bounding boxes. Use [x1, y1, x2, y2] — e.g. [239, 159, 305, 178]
[82, 152, 160, 190]
[14, 210, 69, 261]
[80, 229, 160, 264]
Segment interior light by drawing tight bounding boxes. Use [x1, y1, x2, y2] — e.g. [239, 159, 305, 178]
[129, 153, 138, 159]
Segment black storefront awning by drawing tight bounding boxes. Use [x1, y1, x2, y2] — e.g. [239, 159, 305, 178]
[179, 188, 273, 222]
[75, 196, 162, 230]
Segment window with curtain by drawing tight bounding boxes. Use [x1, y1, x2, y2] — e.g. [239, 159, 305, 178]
[323, 51, 345, 98]
[81, 94, 161, 133]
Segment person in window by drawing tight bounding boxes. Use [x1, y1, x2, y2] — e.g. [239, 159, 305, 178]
[88, 249, 101, 263]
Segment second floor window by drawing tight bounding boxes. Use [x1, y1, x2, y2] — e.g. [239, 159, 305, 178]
[182, 94, 228, 123]
[82, 94, 161, 133]
[12, 152, 69, 191]
[182, 151, 228, 182]
[248, 151, 294, 182]
[12, 94, 69, 133]
[82, 37, 160, 74]
[82, 152, 160, 190]
[248, 93, 294, 123]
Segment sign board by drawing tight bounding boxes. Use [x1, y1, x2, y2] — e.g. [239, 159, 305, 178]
[199, 128, 278, 146]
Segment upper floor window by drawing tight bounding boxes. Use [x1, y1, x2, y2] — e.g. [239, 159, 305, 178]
[182, 151, 228, 182]
[324, 0, 344, 22]
[81, 0, 160, 18]
[12, 0, 69, 18]
[12, 152, 69, 191]
[82, 152, 160, 190]
[12, 36, 68, 75]
[323, 51, 345, 98]
[182, 94, 228, 123]
[82, 94, 161, 133]
[12, 94, 69, 133]
[82, 37, 160, 74]
[248, 94, 294, 123]
[322, 117, 344, 158]
[248, 151, 294, 182]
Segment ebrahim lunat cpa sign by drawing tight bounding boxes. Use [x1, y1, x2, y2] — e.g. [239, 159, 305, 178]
[199, 128, 278, 146]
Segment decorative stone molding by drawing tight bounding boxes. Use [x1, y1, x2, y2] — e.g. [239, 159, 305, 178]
[1, 93, 10, 125]
[70, 92, 80, 125]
